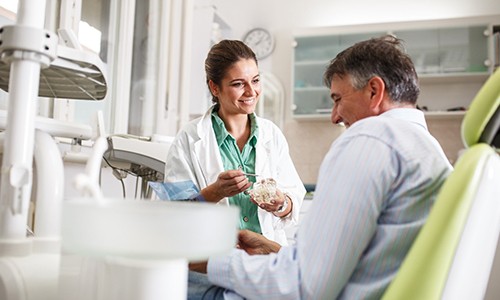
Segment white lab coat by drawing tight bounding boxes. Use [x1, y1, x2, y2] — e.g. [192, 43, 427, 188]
[164, 106, 306, 245]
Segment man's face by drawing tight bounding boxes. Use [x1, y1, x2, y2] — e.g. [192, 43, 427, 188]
[329, 74, 374, 127]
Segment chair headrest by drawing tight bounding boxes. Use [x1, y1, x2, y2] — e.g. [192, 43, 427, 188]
[480, 106, 500, 147]
[461, 67, 500, 148]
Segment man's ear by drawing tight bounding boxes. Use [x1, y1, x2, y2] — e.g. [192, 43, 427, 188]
[208, 80, 219, 96]
[367, 76, 385, 109]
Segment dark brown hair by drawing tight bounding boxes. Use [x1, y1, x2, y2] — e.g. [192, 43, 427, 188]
[205, 40, 258, 103]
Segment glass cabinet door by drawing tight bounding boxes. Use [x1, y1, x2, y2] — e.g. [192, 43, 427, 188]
[293, 32, 384, 117]
[395, 29, 440, 74]
[292, 24, 492, 118]
[293, 35, 334, 115]
[394, 26, 489, 75]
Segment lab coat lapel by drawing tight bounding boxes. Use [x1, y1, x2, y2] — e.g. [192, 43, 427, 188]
[193, 108, 225, 186]
[255, 120, 272, 178]
[255, 120, 276, 240]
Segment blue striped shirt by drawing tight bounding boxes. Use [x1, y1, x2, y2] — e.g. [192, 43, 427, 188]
[207, 108, 453, 299]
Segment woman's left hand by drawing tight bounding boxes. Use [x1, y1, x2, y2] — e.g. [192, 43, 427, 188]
[249, 189, 286, 213]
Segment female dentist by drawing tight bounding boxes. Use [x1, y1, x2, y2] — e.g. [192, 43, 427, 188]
[164, 40, 305, 245]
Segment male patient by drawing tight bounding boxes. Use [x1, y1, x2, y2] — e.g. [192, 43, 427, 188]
[188, 35, 453, 299]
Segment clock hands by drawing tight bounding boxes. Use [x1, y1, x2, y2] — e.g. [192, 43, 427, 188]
[243, 28, 275, 59]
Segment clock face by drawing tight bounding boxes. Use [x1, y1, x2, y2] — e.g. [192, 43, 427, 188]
[243, 28, 275, 60]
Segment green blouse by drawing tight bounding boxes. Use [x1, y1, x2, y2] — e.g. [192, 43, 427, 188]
[211, 109, 261, 234]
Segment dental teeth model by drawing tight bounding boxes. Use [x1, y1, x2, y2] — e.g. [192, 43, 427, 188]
[248, 178, 277, 204]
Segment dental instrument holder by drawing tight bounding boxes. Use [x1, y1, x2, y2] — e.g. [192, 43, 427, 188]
[0, 1, 61, 299]
[0, 0, 58, 253]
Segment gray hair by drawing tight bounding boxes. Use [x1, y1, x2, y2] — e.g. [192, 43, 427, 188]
[323, 35, 419, 104]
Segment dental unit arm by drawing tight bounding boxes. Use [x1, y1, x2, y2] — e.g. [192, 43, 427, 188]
[0, 0, 105, 299]
[102, 134, 173, 198]
[0, 1, 238, 300]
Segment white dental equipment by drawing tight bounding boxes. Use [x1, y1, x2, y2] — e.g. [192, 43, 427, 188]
[103, 135, 173, 198]
[105, 135, 173, 176]
[0, 1, 238, 300]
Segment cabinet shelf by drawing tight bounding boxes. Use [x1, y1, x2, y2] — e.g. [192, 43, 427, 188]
[294, 60, 329, 66]
[418, 72, 489, 83]
[423, 111, 466, 119]
[292, 111, 466, 122]
[292, 16, 499, 120]
[293, 114, 331, 121]
[294, 86, 328, 91]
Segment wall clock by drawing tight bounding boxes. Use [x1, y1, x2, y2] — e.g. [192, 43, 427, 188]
[243, 28, 275, 60]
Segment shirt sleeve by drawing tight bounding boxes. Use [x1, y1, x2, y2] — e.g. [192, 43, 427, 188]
[208, 134, 397, 299]
[208, 247, 301, 299]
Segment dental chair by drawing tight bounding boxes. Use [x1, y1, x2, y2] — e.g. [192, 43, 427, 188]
[382, 67, 500, 300]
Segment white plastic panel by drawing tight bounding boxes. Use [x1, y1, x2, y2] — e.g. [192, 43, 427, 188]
[61, 198, 239, 261]
[442, 153, 500, 299]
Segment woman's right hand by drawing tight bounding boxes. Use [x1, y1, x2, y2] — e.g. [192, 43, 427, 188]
[205, 169, 252, 201]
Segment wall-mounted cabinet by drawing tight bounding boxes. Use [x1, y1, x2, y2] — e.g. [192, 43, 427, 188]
[292, 15, 500, 120]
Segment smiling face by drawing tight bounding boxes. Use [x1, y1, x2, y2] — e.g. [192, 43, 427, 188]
[209, 58, 261, 118]
[330, 74, 377, 127]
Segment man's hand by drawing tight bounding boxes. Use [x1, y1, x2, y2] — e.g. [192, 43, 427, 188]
[189, 261, 208, 273]
[237, 229, 281, 255]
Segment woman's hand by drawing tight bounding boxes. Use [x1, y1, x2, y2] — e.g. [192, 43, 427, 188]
[249, 189, 292, 217]
[249, 188, 284, 212]
[203, 170, 252, 202]
[237, 229, 281, 255]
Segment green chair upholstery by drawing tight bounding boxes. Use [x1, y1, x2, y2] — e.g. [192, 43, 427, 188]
[383, 67, 500, 300]
[382, 144, 500, 300]
[462, 67, 500, 148]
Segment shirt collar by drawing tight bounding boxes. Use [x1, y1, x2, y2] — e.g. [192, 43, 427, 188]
[211, 109, 259, 147]
[380, 108, 428, 131]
